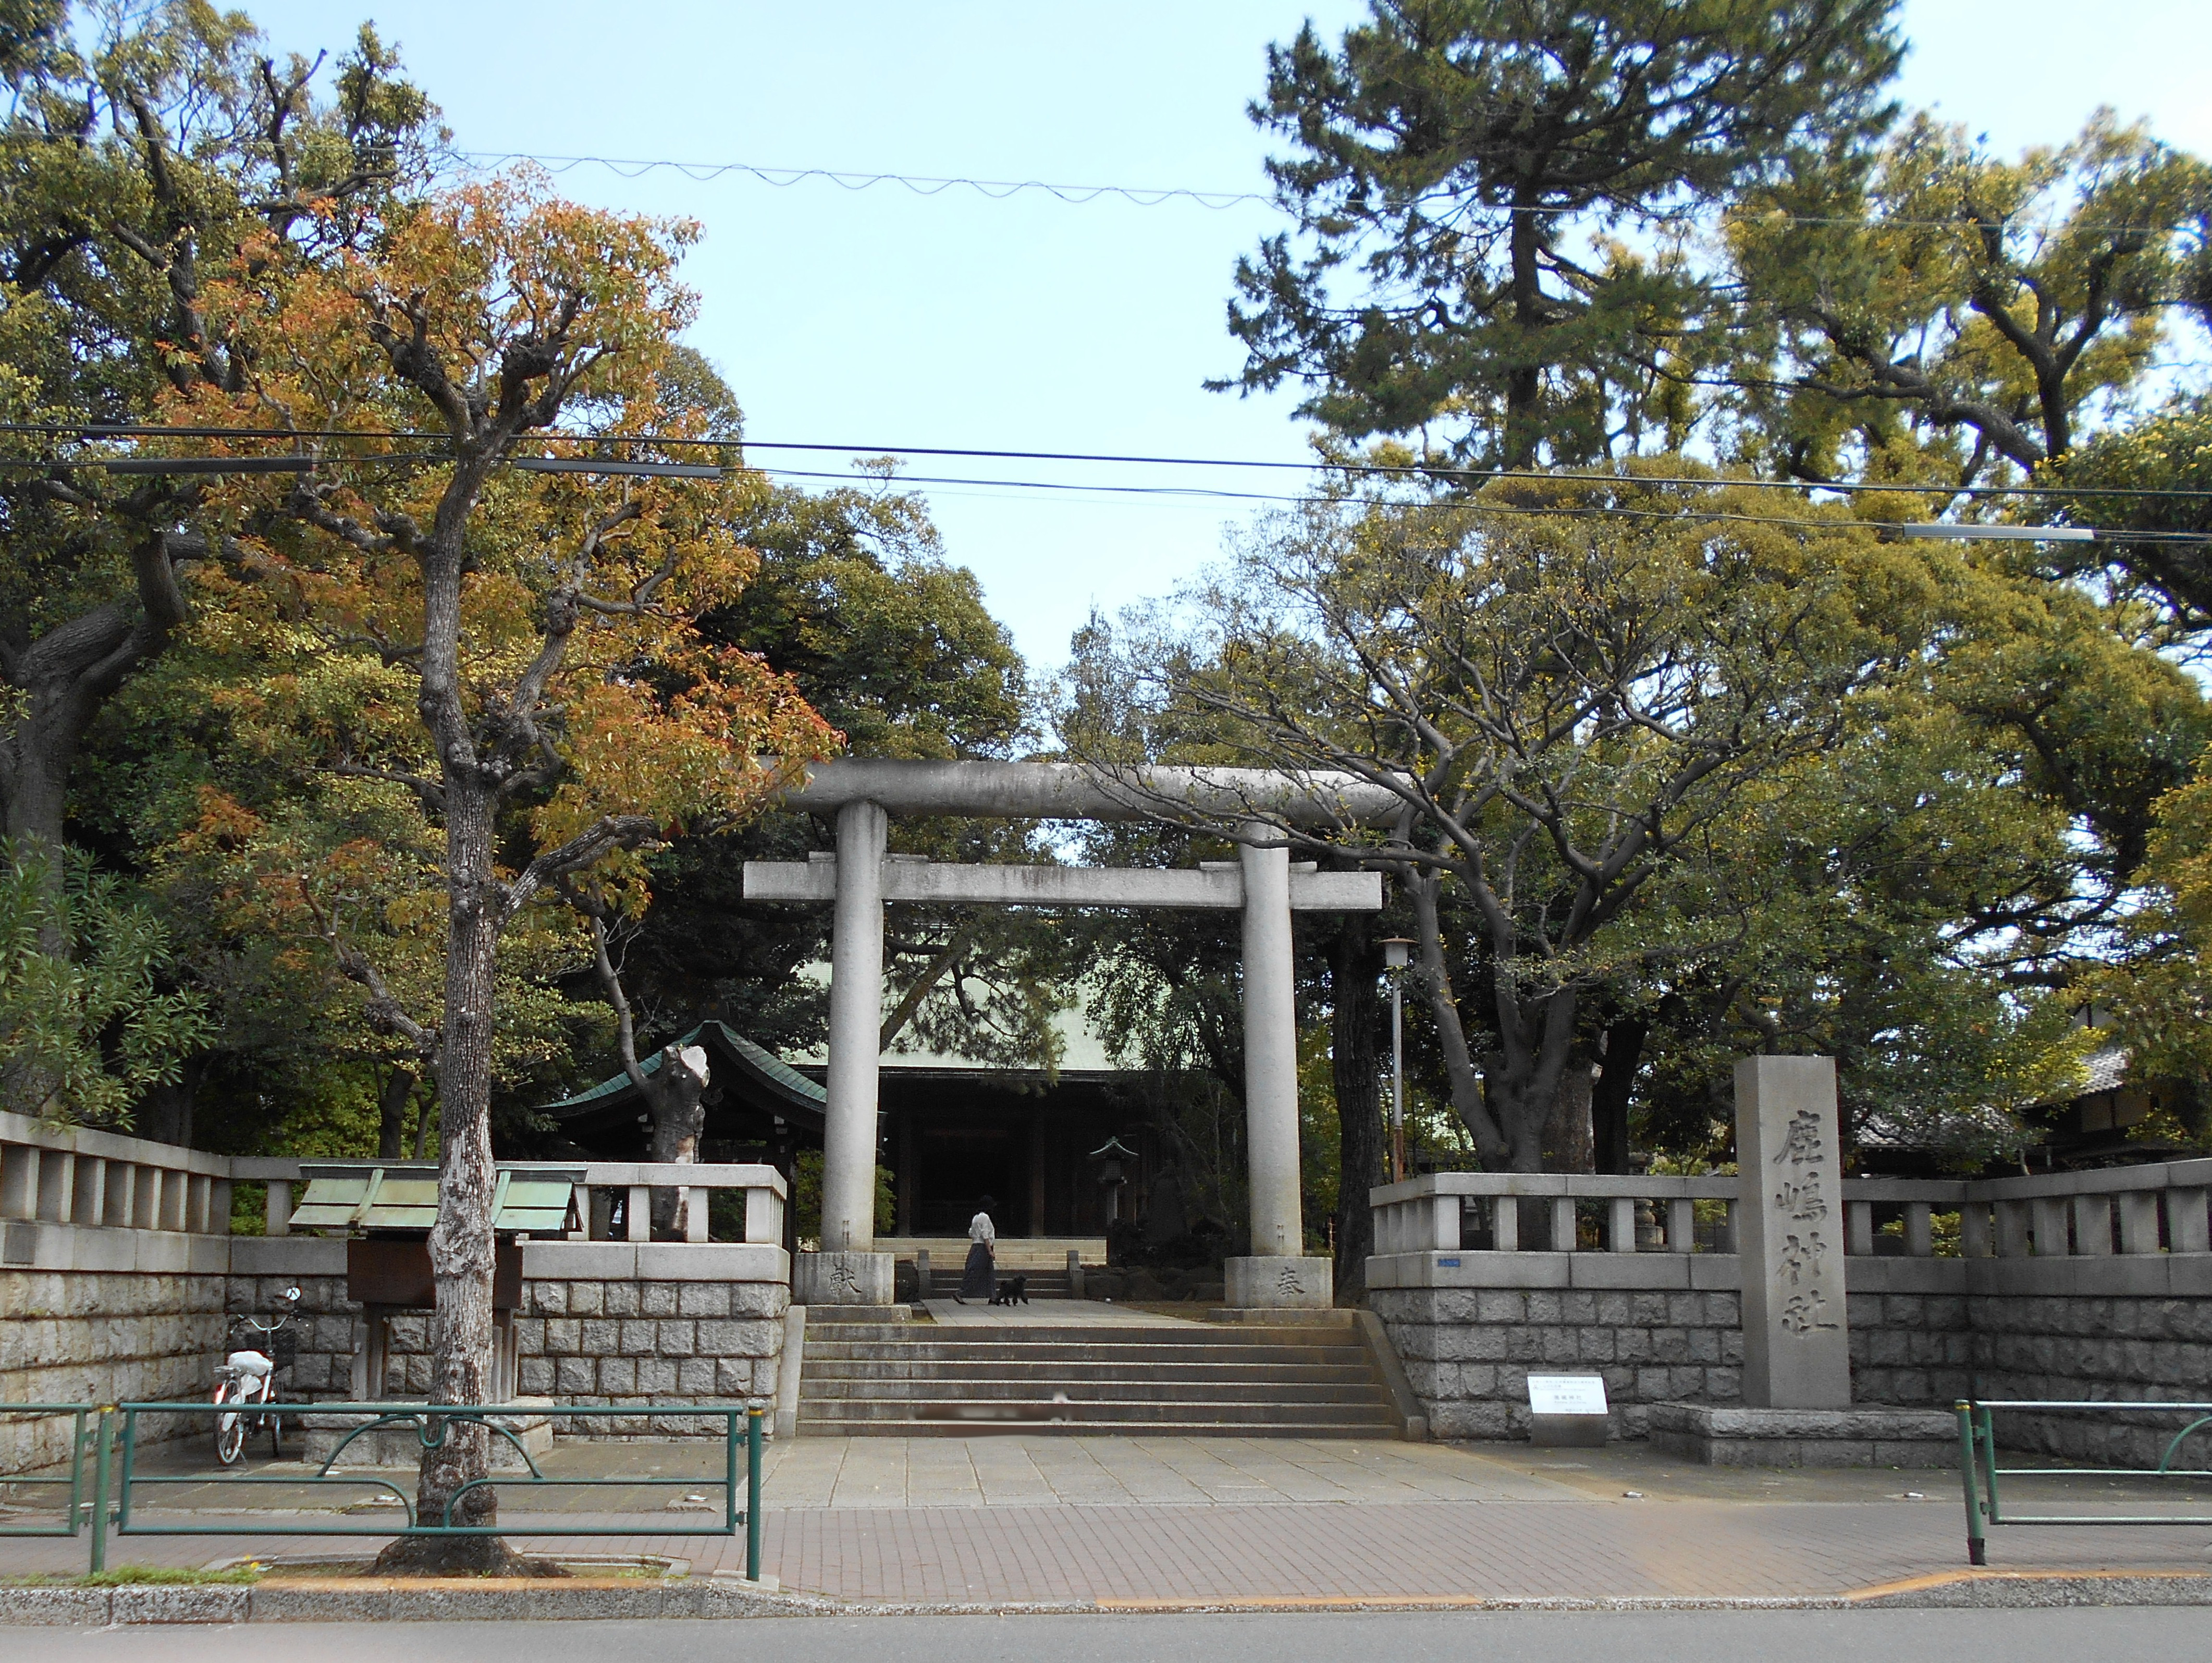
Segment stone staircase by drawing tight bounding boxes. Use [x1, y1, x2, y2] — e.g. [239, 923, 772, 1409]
[923, 1264, 1074, 1300]
[882, 1238, 1100, 1302]
[796, 1315, 1406, 1438]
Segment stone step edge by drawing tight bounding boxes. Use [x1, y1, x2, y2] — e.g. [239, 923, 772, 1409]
[790, 1422, 1404, 1438]
[804, 1362, 1373, 1375]
[792, 1406, 1380, 1415]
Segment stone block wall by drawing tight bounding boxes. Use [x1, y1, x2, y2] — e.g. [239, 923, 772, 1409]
[1370, 1254, 2212, 1466]
[1960, 1293, 2212, 1468]
[224, 1239, 789, 1439]
[1370, 1286, 1744, 1440]
[220, 1267, 355, 1399]
[2, 1238, 229, 1475]
[1844, 1291, 1977, 1408]
[513, 1274, 783, 1421]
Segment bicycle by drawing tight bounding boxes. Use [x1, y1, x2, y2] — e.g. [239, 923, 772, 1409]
[213, 1286, 301, 1465]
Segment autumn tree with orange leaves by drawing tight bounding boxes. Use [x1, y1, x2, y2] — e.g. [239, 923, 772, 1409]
[170, 174, 836, 1571]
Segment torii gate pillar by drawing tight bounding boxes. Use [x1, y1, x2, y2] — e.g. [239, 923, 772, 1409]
[794, 798, 898, 1310]
[1231, 827, 1332, 1310]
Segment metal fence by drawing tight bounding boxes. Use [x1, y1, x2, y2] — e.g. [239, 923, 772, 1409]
[4, 1400, 765, 1579]
[0, 1407, 95, 1540]
[1955, 1397, 2212, 1564]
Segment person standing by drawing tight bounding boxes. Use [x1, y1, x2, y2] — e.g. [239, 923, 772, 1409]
[955, 1195, 997, 1304]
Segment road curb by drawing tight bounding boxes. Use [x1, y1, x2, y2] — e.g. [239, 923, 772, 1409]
[5, 1570, 2211, 1621]
[1845, 1569, 2212, 1609]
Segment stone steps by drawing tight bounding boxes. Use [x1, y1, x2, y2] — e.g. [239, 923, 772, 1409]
[797, 1316, 1402, 1439]
[811, 1359, 1379, 1385]
[926, 1268, 1075, 1299]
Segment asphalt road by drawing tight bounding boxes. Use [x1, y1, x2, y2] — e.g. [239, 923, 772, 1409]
[9, 1610, 2210, 1662]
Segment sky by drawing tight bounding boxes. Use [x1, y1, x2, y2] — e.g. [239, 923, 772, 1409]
[245, 0, 2212, 677]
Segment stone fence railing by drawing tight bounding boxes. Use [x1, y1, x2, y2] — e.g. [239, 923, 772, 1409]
[241, 1158, 788, 1248]
[1371, 1158, 2212, 1266]
[2, 1110, 231, 1246]
[2, 1115, 787, 1262]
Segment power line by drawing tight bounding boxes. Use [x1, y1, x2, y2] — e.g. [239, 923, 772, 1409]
[452, 149, 2205, 236]
[5, 421, 2208, 503]
[9, 443, 2201, 541]
[455, 151, 1270, 211]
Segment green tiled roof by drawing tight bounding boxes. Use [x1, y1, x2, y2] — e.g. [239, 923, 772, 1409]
[288, 1164, 582, 1234]
[542, 1020, 826, 1115]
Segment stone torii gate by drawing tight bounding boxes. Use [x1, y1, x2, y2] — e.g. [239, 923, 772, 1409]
[744, 759, 1399, 1312]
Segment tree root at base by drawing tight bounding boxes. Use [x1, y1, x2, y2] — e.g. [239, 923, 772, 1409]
[367, 1534, 575, 1579]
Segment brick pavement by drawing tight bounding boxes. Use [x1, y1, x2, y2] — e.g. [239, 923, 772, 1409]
[6, 1435, 2211, 1602]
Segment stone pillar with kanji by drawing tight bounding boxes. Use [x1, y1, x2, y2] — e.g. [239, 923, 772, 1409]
[1735, 1055, 1850, 1409]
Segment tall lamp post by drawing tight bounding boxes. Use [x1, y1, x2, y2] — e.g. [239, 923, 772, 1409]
[1381, 938, 1414, 1183]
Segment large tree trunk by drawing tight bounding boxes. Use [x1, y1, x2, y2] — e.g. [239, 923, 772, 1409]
[376, 1067, 417, 1161]
[1328, 915, 1385, 1305]
[1403, 871, 1509, 1167]
[134, 1055, 206, 1147]
[1542, 1063, 1594, 1174]
[1592, 1017, 1648, 1176]
[0, 532, 193, 934]
[374, 781, 511, 1575]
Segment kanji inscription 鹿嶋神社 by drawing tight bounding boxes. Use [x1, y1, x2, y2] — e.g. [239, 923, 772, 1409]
[1736, 1056, 1851, 1409]
[1773, 1177, 1828, 1221]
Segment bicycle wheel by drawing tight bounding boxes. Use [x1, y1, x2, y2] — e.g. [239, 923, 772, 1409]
[214, 1381, 245, 1465]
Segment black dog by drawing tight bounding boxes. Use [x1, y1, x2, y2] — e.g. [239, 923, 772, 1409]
[989, 1275, 1030, 1306]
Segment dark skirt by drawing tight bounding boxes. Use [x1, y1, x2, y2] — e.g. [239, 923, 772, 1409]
[958, 1240, 996, 1299]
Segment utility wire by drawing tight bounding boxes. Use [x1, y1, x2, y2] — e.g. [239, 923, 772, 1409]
[7, 443, 2202, 541]
[747, 467, 2211, 541]
[457, 151, 1270, 211]
[3, 421, 2207, 502]
[452, 149, 2207, 236]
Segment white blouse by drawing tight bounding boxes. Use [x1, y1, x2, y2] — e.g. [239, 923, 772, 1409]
[968, 1210, 996, 1247]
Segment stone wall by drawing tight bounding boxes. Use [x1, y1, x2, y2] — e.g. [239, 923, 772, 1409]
[225, 1238, 788, 1438]
[1371, 1286, 1744, 1441]
[0, 1232, 229, 1473]
[1369, 1254, 2212, 1465]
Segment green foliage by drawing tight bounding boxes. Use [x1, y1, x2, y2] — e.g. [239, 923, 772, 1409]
[0, 840, 208, 1124]
[2053, 394, 2212, 637]
[1725, 109, 2211, 482]
[1226, 0, 1905, 467]
[790, 1148, 894, 1242]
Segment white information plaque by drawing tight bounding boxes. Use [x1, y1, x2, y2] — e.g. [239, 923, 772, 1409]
[1526, 1374, 1608, 1416]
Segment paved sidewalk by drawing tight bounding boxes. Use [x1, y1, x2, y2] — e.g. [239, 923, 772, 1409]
[6, 1435, 2210, 1601]
[761, 1434, 1557, 1506]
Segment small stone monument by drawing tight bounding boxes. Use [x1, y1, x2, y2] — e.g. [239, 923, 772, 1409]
[1649, 1054, 1955, 1465]
[1735, 1055, 1849, 1409]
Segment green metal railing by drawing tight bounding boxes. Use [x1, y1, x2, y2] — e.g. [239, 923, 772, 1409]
[1956, 1397, 2212, 1565]
[8, 1401, 765, 1578]
[0, 1407, 95, 1540]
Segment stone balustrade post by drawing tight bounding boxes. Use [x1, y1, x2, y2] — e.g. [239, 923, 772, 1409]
[1960, 1202, 1992, 1258]
[2032, 1196, 2071, 1255]
[2072, 1194, 2113, 1255]
[1550, 1196, 1576, 1253]
[2172, 1190, 2211, 1253]
[2118, 1191, 2161, 1255]
[1609, 1196, 1636, 1254]
[1492, 1194, 1519, 1252]
[1903, 1201, 1933, 1258]
[1667, 1196, 1695, 1254]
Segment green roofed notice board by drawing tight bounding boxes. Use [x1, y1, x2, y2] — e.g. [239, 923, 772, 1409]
[286, 1164, 583, 1236]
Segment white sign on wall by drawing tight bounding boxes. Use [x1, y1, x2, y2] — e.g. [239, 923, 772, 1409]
[1526, 1374, 1608, 1417]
